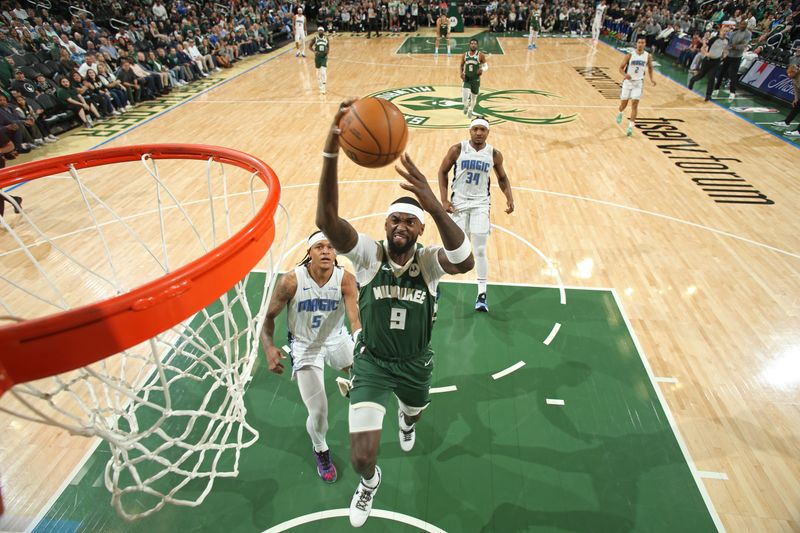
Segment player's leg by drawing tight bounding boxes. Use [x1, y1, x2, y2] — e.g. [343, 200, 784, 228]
[468, 81, 479, 117]
[434, 34, 440, 55]
[617, 80, 631, 124]
[296, 366, 338, 482]
[320, 65, 327, 93]
[470, 207, 491, 311]
[627, 95, 640, 136]
[462, 84, 471, 115]
[446, 32, 451, 56]
[348, 351, 393, 527]
[393, 351, 434, 452]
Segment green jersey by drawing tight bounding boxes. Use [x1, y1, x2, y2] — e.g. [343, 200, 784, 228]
[313, 36, 329, 58]
[345, 235, 444, 361]
[464, 50, 481, 81]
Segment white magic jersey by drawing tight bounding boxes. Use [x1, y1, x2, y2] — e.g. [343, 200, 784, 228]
[594, 3, 606, 21]
[287, 265, 347, 354]
[626, 50, 648, 81]
[295, 14, 306, 34]
[451, 140, 494, 209]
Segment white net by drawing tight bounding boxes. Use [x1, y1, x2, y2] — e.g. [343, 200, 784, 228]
[0, 148, 287, 520]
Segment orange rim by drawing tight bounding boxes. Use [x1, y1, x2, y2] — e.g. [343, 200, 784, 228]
[0, 144, 280, 396]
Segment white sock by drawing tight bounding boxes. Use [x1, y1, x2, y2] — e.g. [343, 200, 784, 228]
[447, 45, 451, 54]
[628, 120, 633, 129]
[462, 87, 471, 109]
[321, 67, 327, 85]
[297, 367, 328, 452]
[472, 233, 488, 294]
[362, 468, 380, 488]
[469, 93, 478, 114]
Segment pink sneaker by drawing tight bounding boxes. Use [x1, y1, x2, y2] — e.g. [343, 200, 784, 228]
[314, 449, 337, 483]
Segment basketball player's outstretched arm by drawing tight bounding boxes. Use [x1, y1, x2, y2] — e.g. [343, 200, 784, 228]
[437, 144, 460, 213]
[316, 99, 359, 254]
[494, 148, 514, 214]
[395, 153, 474, 274]
[260, 272, 297, 374]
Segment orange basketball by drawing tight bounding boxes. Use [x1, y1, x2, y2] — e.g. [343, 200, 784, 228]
[338, 98, 409, 168]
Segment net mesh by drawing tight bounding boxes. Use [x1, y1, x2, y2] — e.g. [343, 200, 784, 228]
[0, 149, 287, 520]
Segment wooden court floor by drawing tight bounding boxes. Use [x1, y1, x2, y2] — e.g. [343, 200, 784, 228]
[1, 30, 799, 532]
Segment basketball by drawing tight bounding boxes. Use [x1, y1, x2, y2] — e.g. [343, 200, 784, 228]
[338, 97, 409, 168]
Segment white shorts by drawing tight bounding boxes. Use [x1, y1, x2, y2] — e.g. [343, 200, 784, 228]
[451, 206, 491, 236]
[620, 79, 644, 100]
[294, 30, 306, 42]
[290, 335, 354, 379]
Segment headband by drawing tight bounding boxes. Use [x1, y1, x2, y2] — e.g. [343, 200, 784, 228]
[470, 118, 490, 129]
[307, 231, 329, 248]
[386, 202, 426, 224]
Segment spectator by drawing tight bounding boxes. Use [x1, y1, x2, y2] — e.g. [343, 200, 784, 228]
[9, 70, 37, 100]
[0, 93, 42, 148]
[13, 94, 57, 143]
[96, 62, 131, 110]
[678, 32, 703, 68]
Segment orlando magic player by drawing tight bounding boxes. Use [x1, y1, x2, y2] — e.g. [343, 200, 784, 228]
[260, 231, 361, 483]
[438, 117, 515, 312]
[591, 0, 607, 41]
[616, 36, 656, 136]
[294, 7, 307, 57]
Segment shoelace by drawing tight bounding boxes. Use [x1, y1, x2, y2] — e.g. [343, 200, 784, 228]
[317, 450, 332, 470]
[401, 428, 414, 441]
[356, 486, 374, 510]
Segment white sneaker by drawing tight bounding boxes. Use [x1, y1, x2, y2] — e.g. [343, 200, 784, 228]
[349, 466, 381, 528]
[45, 135, 58, 143]
[398, 408, 415, 452]
[728, 92, 736, 99]
[771, 121, 789, 128]
[785, 130, 800, 138]
[33, 138, 44, 145]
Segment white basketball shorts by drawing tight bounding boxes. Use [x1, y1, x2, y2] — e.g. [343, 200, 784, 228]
[290, 335, 354, 379]
[451, 206, 491, 236]
[620, 79, 644, 100]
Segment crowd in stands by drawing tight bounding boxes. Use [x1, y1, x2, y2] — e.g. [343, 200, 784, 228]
[0, 0, 308, 167]
[1, 0, 798, 167]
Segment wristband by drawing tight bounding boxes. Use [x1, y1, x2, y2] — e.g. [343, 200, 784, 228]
[322, 151, 339, 159]
[351, 328, 362, 343]
[444, 236, 472, 264]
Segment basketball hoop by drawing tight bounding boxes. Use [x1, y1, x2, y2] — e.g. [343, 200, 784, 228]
[0, 144, 285, 520]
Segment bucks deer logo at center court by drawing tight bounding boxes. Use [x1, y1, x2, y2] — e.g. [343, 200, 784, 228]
[368, 86, 578, 129]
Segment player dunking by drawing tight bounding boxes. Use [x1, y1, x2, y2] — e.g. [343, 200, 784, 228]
[316, 100, 474, 527]
[616, 36, 656, 136]
[309, 27, 329, 94]
[591, 0, 607, 42]
[435, 11, 451, 57]
[294, 7, 307, 57]
[460, 38, 487, 118]
[527, 2, 541, 50]
[438, 117, 514, 312]
[260, 231, 361, 483]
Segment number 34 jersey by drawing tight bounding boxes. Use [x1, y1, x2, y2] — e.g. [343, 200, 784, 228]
[343, 235, 446, 361]
[452, 140, 494, 209]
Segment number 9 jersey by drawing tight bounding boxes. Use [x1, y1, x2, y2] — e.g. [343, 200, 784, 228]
[343, 235, 445, 361]
[451, 140, 494, 209]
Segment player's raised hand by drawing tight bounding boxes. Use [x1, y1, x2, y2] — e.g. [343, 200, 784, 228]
[395, 153, 443, 214]
[333, 98, 358, 129]
[265, 345, 287, 374]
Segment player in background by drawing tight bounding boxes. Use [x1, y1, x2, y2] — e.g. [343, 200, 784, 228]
[616, 36, 656, 136]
